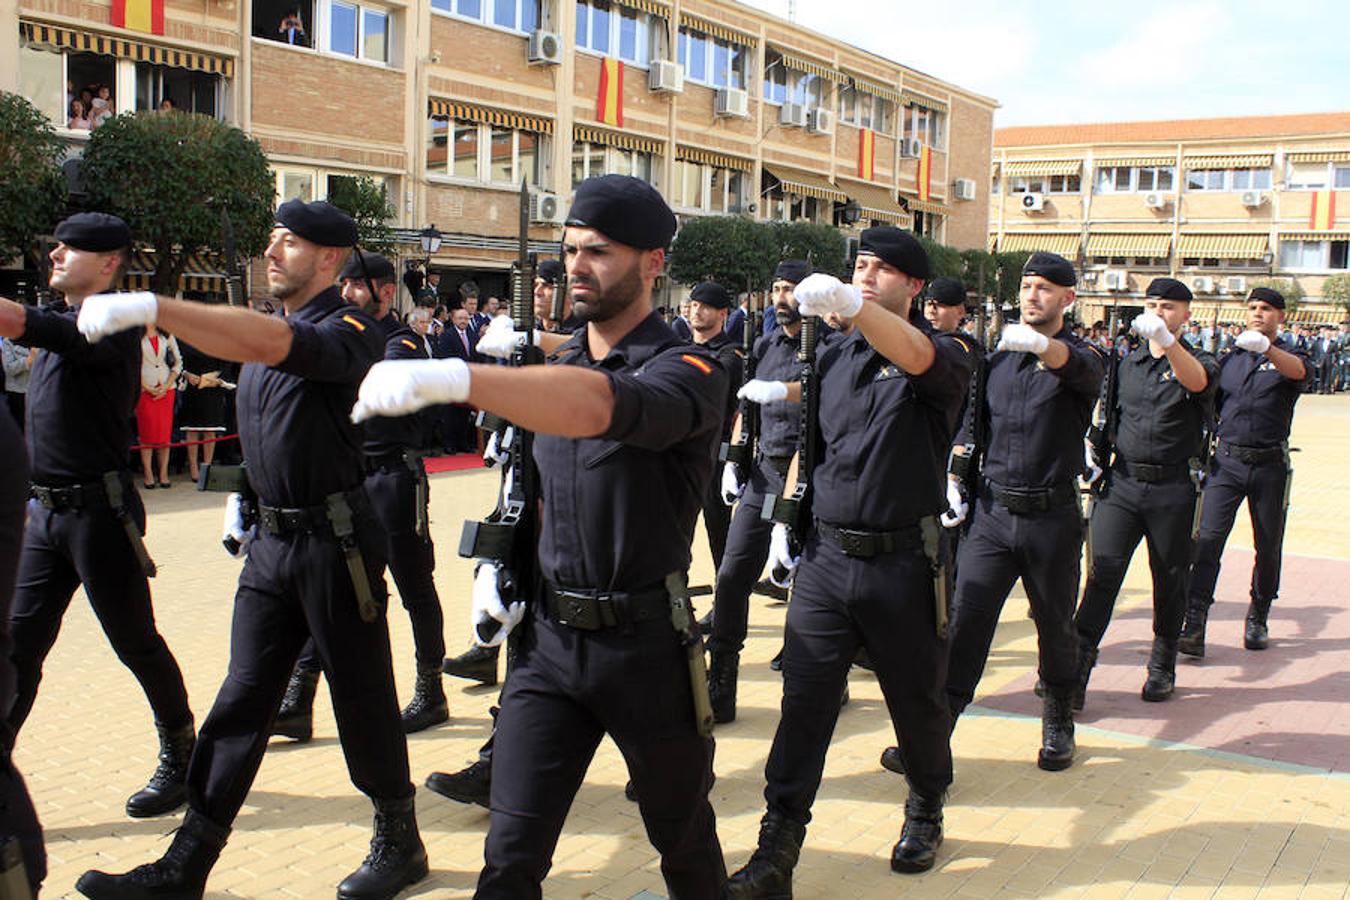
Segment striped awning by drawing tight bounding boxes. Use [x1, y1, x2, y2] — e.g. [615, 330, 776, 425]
[677, 145, 753, 171]
[987, 233, 997, 252]
[996, 233, 1080, 255]
[678, 12, 757, 46]
[122, 249, 228, 293]
[574, 125, 664, 155]
[429, 99, 553, 134]
[617, 0, 670, 18]
[900, 90, 948, 113]
[1085, 233, 1173, 257]
[764, 165, 845, 203]
[1285, 150, 1350, 163]
[1095, 156, 1175, 168]
[1176, 233, 1269, 258]
[1289, 308, 1347, 325]
[775, 50, 845, 83]
[1002, 159, 1083, 177]
[847, 75, 902, 104]
[1182, 154, 1273, 170]
[1281, 230, 1350, 242]
[837, 178, 909, 226]
[904, 197, 950, 216]
[20, 20, 234, 76]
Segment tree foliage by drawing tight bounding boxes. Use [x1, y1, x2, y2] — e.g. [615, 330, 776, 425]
[0, 91, 68, 264]
[1249, 277, 1305, 313]
[770, 221, 849, 278]
[916, 234, 963, 279]
[669, 216, 779, 294]
[80, 112, 274, 295]
[1319, 273, 1350, 312]
[326, 174, 396, 255]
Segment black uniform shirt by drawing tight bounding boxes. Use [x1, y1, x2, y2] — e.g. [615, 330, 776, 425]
[752, 326, 838, 458]
[1214, 335, 1311, 448]
[696, 331, 743, 443]
[237, 287, 384, 507]
[534, 311, 727, 591]
[934, 330, 983, 446]
[1115, 342, 1220, 464]
[978, 326, 1104, 489]
[811, 322, 972, 531]
[362, 315, 430, 457]
[21, 304, 140, 485]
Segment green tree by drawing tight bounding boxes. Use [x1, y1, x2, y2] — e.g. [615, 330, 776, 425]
[770, 221, 849, 278]
[327, 174, 396, 255]
[669, 216, 779, 293]
[916, 234, 963, 279]
[0, 91, 67, 264]
[80, 111, 274, 295]
[959, 248, 998, 297]
[1320, 273, 1350, 314]
[994, 251, 1032, 307]
[1249, 277, 1305, 313]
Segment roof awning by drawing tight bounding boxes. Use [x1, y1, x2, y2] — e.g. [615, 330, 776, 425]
[429, 99, 554, 134]
[1176, 233, 1269, 258]
[1288, 308, 1347, 325]
[987, 233, 997, 252]
[678, 12, 756, 46]
[900, 90, 947, 113]
[573, 124, 663, 155]
[1085, 233, 1173, 257]
[677, 145, 753, 172]
[123, 250, 228, 293]
[764, 165, 846, 203]
[774, 50, 845, 83]
[616, 0, 670, 19]
[996, 233, 1080, 255]
[20, 20, 234, 76]
[837, 178, 909, 226]
[903, 197, 950, 216]
[1095, 156, 1175, 168]
[1002, 159, 1083, 177]
[1182, 154, 1273, 170]
[846, 75, 902, 104]
[1281, 230, 1350, 242]
[1286, 150, 1350, 163]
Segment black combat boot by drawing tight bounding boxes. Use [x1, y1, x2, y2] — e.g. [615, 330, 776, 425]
[441, 645, 499, 685]
[1244, 598, 1272, 650]
[273, 666, 320, 742]
[1038, 690, 1075, 771]
[336, 795, 429, 900]
[1141, 636, 1178, 702]
[425, 759, 491, 809]
[126, 720, 194, 818]
[879, 746, 905, 775]
[400, 666, 449, 734]
[76, 809, 229, 899]
[1072, 644, 1099, 712]
[707, 649, 739, 724]
[891, 792, 944, 873]
[1177, 600, 1209, 658]
[724, 810, 807, 899]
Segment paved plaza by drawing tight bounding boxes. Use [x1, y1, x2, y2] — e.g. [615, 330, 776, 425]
[16, 395, 1350, 899]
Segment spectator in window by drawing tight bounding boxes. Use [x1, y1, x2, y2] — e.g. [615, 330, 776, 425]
[136, 324, 182, 489]
[89, 85, 114, 128]
[278, 8, 307, 45]
[67, 98, 91, 131]
[158, 97, 176, 112]
[177, 340, 236, 482]
[1, 338, 35, 430]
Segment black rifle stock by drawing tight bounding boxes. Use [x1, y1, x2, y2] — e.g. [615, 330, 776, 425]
[950, 298, 990, 525]
[761, 315, 820, 550]
[719, 277, 762, 468]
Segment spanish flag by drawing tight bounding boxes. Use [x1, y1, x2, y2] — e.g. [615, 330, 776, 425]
[1310, 189, 1337, 230]
[112, 0, 165, 35]
[858, 129, 876, 181]
[597, 58, 624, 128]
[917, 144, 933, 202]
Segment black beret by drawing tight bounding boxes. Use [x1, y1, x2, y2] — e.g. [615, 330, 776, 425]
[275, 199, 359, 247]
[54, 212, 131, 252]
[690, 281, 732, 310]
[925, 277, 967, 307]
[1021, 251, 1077, 287]
[566, 175, 677, 250]
[339, 250, 395, 282]
[774, 259, 813, 285]
[858, 226, 929, 280]
[536, 259, 565, 284]
[1248, 286, 1285, 309]
[1145, 277, 1192, 301]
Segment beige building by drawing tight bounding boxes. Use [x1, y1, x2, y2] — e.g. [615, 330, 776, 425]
[4, 0, 995, 304]
[989, 112, 1350, 325]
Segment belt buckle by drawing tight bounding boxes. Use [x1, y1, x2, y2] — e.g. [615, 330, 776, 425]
[838, 529, 867, 557]
[558, 591, 599, 630]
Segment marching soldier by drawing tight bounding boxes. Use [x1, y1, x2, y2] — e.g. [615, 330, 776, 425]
[923, 276, 967, 335]
[689, 281, 744, 574]
[73, 201, 427, 900]
[1179, 287, 1311, 657]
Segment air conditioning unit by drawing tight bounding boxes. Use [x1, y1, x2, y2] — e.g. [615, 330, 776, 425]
[714, 87, 749, 118]
[807, 108, 834, 135]
[529, 191, 562, 225]
[900, 138, 923, 158]
[1144, 192, 1168, 209]
[1225, 275, 1247, 295]
[1241, 191, 1265, 208]
[1191, 275, 1214, 294]
[1021, 192, 1045, 212]
[1103, 269, 1129, 291]
[648, 59, 684, 93]
[779, 103, 807, 128]
[527, 30, 562, 65]
[953, 178, 977, 201]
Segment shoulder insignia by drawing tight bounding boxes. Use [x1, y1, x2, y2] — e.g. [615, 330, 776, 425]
[680, 353, 714, 375]
[950, 336, 974, 355]
[1087, 344, 1107, 358]
[340, 314, 367, 332]
[400, 339, 418, 350]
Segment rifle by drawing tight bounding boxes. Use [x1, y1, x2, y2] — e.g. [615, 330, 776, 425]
[719, 275, 762, 470]
[761, 313, 821, 554]
[1084, 304, 1125, 576]
[221, 208, 245, 307]
[950, 295, 989, 527]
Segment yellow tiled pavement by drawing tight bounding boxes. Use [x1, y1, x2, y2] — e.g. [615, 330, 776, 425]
[17, 396, 1350, 899]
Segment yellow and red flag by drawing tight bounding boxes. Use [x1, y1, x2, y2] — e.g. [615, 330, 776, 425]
[597, 58, 624, 128]
[112, 0, 165, 35]
[1310, 189, 1337, 230]
[857, 129, 876, 181]
[917, 144, 933, 202]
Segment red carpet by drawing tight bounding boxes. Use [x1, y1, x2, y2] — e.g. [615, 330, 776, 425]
[424, 453, 485, 474]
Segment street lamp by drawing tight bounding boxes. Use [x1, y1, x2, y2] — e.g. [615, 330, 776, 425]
[419, 224, 443, 261]
[837, 199, 862, 227]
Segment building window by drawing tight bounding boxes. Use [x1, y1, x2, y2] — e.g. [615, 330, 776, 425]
[761, 52, 826, 110]
[901, 103, 944, 149]
[134, 63, 220, 117]
[432, 0, 539, 32]
[324, 0, 389, 62]
[1008, 175, 1078, 194]
[1336, 165, 1350, 189]
[254, 0, 315, 47]
[1279, 239, 1349, 270]
[576, 0, 651, 65]
[1094, 165, 1175, 193]
[837, 86, 891, 132]
[677, 29, 748, 90]
[670, 160, 744, 213]
[274, 167, 390, 207]
[428, 118, 545, 186]
[762, 52, 787, 104]
[570, 141, 655, 188]
[1285, 161, 1349, 191]
[1185, 167, 1271, 192]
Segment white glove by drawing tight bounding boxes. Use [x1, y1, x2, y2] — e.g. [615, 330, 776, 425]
[1131, 312, 1175, 348]
[1235, 330, 1271, 354]
[77, 291, 157, 342]
[768, 523, 799, 586]
[222, 492, 254, 559]
[470, 562, 525, 648]
[483, 425, 514, 468]
[737, 379, 790, 404]
[794, 273, 863, 319]
[720, 462, 744, 506]
[475, 314, 539, 360]
[996, 323, 1051, 355]
[939, 479, 968, 528]
[1083, 440, 1103, 486]
[352, 358, 470, 423]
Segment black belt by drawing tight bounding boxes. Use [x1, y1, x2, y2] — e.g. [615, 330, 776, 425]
[257, 502, 331, 536]
[31, 481, 108, 511]
[1115, 459, 1192, 483]
[815, 519, 922, 558]
[543, 582, 670, 631]
[760, 454, 793, 477]
[365, 449, 425, 475]
[983, 479, 1078, 514]
[1220, 442, 1284, 465]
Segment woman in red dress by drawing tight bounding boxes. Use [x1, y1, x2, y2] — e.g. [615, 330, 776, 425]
[136, 324, 182, 488]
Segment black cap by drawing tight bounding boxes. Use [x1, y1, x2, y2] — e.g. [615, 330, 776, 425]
[858, 226, 929, 280]
[274, 199, 359, 247]
[773, 259, 813, 285]
[1145, 277, 1192, 301]
[690, 281, 732, 310]
[1021, 251, 1077, 287]
[1248, 286, 1285, 309]
[54, 212, 131, 252]
[566, 175, 677, 250]
[536, 259, 565, 284]
[925, 277, 966, 307]
[339, 250, 395, 282]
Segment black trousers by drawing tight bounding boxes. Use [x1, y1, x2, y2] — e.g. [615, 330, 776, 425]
[1075, 473, 1198, 648]
[700, 478, 732, 577]
[477, 607, 724, 899]
[1189, 452, 1292, 611]
[186, 511, 413, 827]
[0, 758, 44, 895]
[7, 495, 192, 736]
[946, 492, 1082, 714]
[708, 458, 786, 656]
[764, 532, 952, 816]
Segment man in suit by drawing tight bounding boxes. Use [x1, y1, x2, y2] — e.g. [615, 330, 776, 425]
[440, 307, 478, 452]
